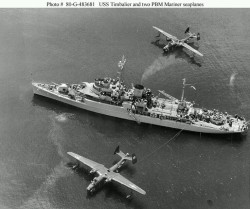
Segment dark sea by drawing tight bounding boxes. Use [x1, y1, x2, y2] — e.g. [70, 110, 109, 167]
[1, 9, 250, 209]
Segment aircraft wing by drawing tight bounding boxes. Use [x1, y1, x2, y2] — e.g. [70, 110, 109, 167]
[67, 152, 107, 174]
[182, 42, 203, 57]
[110, 172, 146, 195]
[153, 26, 178, 41]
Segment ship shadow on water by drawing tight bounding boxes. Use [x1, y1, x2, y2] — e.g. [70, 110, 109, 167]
[32, 94, 245, 144]
[176, 130, 246, 145]
[151, 40, 202, 67]
[32, 94, 76, 113]
[32, 94, 175, 136]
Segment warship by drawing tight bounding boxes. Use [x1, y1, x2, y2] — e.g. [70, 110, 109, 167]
[32, 57, 248, 134]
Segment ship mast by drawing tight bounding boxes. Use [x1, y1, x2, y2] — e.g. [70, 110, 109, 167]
[181, 78, 196, 101]
[117, 55, 126, 81]
[181, 78, 187, 101]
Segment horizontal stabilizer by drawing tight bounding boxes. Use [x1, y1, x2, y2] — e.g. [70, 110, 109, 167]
[114, 145, 126, 158]
[123, 154, 137, 164]
[114, 146, 136, 163]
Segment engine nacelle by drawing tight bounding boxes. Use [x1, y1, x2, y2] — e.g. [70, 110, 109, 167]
[90, 169, 96, 174]
[105, 178, 111, 183]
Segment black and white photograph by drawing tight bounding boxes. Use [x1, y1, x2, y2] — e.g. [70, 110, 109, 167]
[0, 2, 250, 209]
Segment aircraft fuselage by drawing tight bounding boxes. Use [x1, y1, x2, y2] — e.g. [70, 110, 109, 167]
[87, 175, 105, 193]
[182, 34, 196, 43]
[87, 157, 128, 193]
[109, 156, 128, 172]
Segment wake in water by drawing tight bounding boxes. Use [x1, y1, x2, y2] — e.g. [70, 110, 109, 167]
[55, 113, 75, 123]
[19, 162, 70, 209]
[19, 114, 71, 209]
[141, 55, 183, 83]
[229, 72, 238, 87]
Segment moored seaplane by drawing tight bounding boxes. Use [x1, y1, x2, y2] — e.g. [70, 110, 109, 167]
[67, 146, 146, 196]
[153, 26, 203, 57]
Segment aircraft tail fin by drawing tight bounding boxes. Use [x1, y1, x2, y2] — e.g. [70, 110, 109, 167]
[114, 145, 120, 155]
[114, 146, 137, 164]
[114, 145, 126, 158]
[197, 33, 200, 41]
[184, 27, 190, 34]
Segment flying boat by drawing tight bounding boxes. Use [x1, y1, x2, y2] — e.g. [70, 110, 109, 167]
[153, 26, 203, 56]
[67, 146, 146, 196]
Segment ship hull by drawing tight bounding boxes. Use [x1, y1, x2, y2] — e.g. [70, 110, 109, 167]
[32, 83, 243, 134]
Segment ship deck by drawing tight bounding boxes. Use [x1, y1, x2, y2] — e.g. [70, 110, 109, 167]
[32, 82, 248, 134]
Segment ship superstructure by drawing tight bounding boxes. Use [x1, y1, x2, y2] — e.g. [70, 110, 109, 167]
[32, 59, 248, 135]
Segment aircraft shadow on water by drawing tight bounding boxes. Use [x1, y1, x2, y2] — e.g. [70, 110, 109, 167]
[101, 183, 144, 209]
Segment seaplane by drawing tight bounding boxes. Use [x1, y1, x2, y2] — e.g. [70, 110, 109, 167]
[153, 26, 203, 57]
[67, 146, 146, 196]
